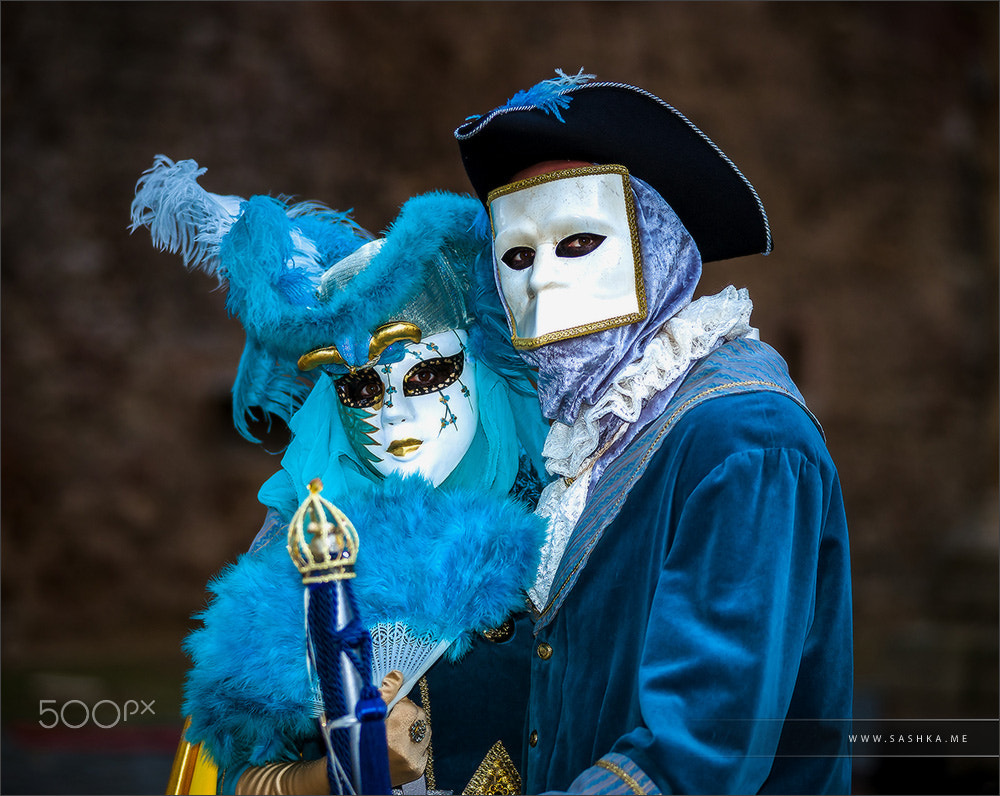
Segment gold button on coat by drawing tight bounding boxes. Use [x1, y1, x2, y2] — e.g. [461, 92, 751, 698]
[536, 641, 553, 660]
[529, 730, 538, 747]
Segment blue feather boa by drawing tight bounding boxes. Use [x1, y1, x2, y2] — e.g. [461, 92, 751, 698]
[183, 475, 545, 774]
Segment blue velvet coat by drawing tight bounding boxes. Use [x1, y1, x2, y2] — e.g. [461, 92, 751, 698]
[525, 339, 853, 795]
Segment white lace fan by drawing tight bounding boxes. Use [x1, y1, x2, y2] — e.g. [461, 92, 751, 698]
[368, 621, 453, 710]
[305, 620, 452, 717]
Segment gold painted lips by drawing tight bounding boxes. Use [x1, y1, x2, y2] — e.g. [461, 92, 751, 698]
[387, 438, 423, 457]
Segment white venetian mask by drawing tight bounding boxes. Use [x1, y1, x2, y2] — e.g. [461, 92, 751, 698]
[488, 165, 647, 349]
[333, 329, 479, 487]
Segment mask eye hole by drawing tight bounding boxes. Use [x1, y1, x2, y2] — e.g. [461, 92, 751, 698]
[402, 351, 464, 396]
[500, 246, 535, 271]
[555, 233, 607, 258]
[334, 368, 384, 408]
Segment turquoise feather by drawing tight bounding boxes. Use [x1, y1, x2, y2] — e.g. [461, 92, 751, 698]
[502, 68, 595, 122]
[342, 475, 545, 659]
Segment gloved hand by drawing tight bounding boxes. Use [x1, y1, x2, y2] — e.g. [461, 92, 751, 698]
[235, 670, 431, 794]
[379, 669, 432, 787]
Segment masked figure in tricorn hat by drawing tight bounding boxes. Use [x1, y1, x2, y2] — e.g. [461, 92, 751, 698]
[454, 70, 853, 795]
[131, 157, 551, 795]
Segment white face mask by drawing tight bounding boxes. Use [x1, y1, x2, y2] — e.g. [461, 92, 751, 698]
[489, 165, 646, 349]
[333, 330, 479, 487]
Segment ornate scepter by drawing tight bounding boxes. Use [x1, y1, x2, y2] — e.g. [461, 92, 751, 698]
[288, 478, 391, 795]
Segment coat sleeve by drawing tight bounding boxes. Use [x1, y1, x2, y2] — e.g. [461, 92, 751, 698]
[565, 446, 833, 795]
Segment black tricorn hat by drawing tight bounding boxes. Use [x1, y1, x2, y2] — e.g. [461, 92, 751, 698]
[455, 73, 771, 263]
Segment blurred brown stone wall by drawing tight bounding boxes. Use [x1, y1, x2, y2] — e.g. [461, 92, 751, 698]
[2, 0, 997, 780]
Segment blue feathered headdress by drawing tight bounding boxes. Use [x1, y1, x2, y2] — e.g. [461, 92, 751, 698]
[130, 157, 492, 442]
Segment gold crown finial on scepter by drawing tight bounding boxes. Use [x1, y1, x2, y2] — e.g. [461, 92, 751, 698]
[287, 478, 359, 584]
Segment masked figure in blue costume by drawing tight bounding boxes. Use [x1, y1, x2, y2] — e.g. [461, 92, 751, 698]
[452, 72, 853, 795]
[131, 159, 550, 795]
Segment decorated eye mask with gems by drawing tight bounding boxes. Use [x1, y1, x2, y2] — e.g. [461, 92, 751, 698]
[488, 165, 647, 349]
[333, 329, 479, 487]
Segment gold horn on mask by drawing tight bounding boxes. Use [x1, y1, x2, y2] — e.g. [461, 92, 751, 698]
[297, 322, 422, 373]
[297, 345, 349, 372]
[367, 321, 422, 363]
